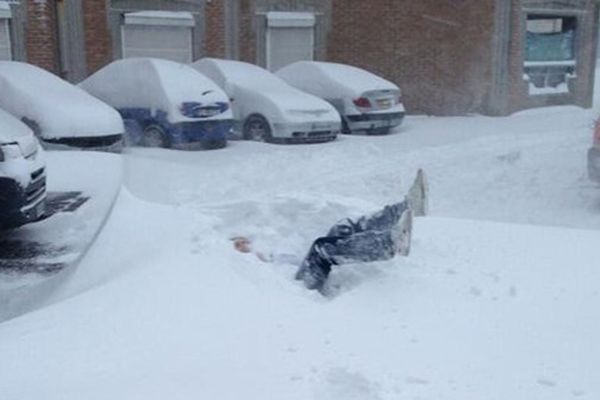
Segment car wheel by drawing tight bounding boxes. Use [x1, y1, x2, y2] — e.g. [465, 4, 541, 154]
[367, 127, 391, 135]
[203, 138, 227, 150]
[341, 119, 352, 135]
[143, 125, 169, 148]
[243, 115, 272, 142]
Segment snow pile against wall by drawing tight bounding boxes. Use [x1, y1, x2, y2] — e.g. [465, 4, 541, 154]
[0, 62, 124, 139]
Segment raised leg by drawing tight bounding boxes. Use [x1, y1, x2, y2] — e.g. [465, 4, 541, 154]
[297, 217, 411, 292]
[326, 200, 409, 237]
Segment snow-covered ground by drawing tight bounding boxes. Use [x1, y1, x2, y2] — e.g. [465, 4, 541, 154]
[0, 151, 121, 320]
[1, 86, 599, 399]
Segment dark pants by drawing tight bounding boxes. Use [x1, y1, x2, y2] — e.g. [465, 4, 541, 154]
[301, 200, 409, 276]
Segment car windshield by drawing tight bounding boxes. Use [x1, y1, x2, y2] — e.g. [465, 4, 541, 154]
[1, 2, 599, 400]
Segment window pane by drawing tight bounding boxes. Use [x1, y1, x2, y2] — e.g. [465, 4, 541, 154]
[526, 16, 576, 62]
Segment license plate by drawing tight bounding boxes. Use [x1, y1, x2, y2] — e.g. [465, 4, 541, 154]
[376, 99, 392, 109]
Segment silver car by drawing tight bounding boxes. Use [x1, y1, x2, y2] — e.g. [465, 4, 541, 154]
[277, 61, 405, 135]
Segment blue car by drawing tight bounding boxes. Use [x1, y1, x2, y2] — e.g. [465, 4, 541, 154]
[80, 58, 233, 150]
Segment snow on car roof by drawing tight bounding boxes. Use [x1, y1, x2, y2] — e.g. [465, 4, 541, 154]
[80, 58, 230, 123]
[193, 58, 335, 112]
[277, 61, 399, 99]
[0, 107, 34, 144]
[195, 58, 290, 89]
[0, 62, 124, 139]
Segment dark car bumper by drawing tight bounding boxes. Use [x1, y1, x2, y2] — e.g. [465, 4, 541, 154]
[0, 171, 47, 229]
[588, 146, 600, 183]
[43, 134, 124, 153]
[172, 120, 232, 150]
[346, 111, 405, 133]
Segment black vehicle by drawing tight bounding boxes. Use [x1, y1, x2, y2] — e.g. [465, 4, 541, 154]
[0, 109, 46, 230]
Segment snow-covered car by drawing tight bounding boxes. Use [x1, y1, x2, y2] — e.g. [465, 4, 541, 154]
[80, 58, 233, 150]
[588, 118, 600, 183]
[276, 61, 405, 135]
[191, 58, 341, 143]
[0, 109, 46, 230]
[0, 61, 124, 150]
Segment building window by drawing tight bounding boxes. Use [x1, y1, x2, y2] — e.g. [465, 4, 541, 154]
[122, 11, 194, 63]
[524, 14, 577, 95]
[0, 2, 12, 61]
[266, 12, 315, 71]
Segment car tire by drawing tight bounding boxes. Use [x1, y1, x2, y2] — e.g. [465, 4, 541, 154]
[243, 114, 272, 142]
[341, 119, 352, 135]
[143, 125, 170, 148]
[203, 138, 227, 150]
[367, 127, 391, 135]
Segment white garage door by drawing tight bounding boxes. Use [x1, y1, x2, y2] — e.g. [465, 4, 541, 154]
[122, 11, 194, 63]
[0, 19, 10, 61]
[266, 12, 315, 71]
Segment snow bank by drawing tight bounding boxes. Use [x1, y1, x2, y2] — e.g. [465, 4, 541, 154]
[0, 62, 124, 139]
[1, 195, 599, 400]
[277, 61, 400, 100]
[0, 150, 122, 321]
[80, 58, 232, 123]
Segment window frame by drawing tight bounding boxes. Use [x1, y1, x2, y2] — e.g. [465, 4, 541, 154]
[523, 12, 579, 96]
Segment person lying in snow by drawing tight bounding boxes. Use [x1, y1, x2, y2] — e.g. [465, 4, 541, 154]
[232, 170, 428, 293]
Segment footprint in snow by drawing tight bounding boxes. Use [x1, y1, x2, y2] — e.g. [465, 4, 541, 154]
[537, 378, 557, 387]
[405, 376, 430, 385]
[313, 368, 382, 400]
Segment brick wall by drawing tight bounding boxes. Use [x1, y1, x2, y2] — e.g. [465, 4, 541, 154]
[327, 0, 496, 116]
[82, 0, 112, 75]
[204, 0, 226, 57]
[238, 0, 257, 63]
[25, 0, 59, 74]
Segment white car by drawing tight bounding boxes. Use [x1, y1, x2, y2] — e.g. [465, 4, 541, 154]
[0, 61, 124, 150]
[192, 58, 341, 143]
[80, 58, 233, 150]
[277, 61, 405, 135]
[0, 109, 46, 230]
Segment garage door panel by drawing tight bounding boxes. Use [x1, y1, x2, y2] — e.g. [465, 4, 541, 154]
[268, 27, 313, 71]
[123, 24, 192, 63]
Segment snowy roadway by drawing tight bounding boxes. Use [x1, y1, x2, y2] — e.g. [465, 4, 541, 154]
[0, 102, 599, 399]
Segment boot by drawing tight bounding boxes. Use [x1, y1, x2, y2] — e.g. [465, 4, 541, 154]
[406, 169, 429, 217]
[391, 209, 413, 256]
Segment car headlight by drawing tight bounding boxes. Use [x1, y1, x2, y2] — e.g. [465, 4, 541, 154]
[0, 144, 24, 161]
[180, 102, 229, 118]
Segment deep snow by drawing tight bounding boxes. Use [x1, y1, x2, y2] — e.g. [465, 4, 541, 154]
[1, 76, 600, 399]
[0, 151, 121, 321]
